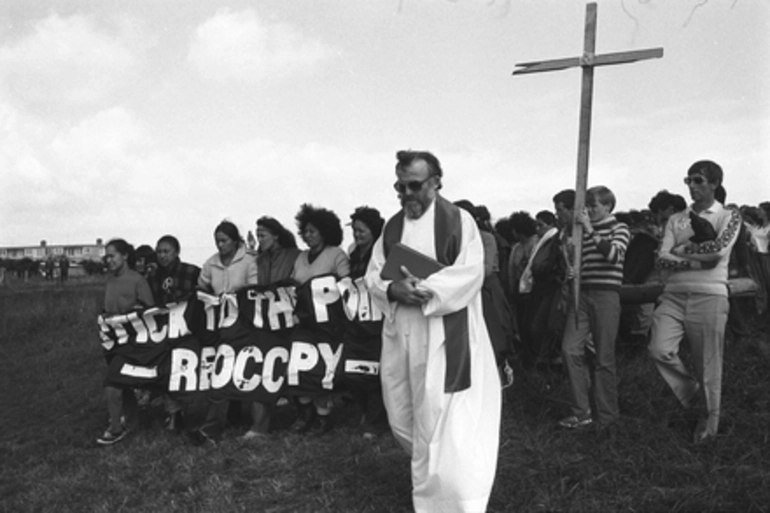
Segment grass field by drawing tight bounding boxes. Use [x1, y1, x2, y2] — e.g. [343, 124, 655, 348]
[2, 278, 769, 512]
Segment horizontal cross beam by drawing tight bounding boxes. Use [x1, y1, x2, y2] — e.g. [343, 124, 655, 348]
[513, 47, 663, 75]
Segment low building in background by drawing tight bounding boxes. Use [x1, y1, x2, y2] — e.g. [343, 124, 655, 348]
[0, 239, 106, 263]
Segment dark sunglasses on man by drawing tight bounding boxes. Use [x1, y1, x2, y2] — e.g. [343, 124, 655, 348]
[393, 176, 433, 194]
[684, 175, 708, 186]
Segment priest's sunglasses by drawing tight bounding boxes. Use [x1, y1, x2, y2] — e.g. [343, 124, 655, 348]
[393, 176, 433, 194]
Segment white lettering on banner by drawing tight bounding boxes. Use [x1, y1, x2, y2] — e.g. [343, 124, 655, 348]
[198, 292, 220, 331]
[219, 294, 239, 329]
[269, 287, 297, 329]
[143, 307, 169, 342]
[318, 343, 343, 390]
[99, 302, 191, 348]
[211, 344, 236, 389]
[337, 277, 383, 323]
[196, 292, 239, 331]
[247, 287, 298, 330]
[232, 346, 262, 391]
[287, 341, 320, 386]
[100, 275, 380, 352]
[168, 346, 296, 393]
[262, 347, 288, 393]
[337, 277, 357, 321]
[167, 302, 191, 338]
[169, 348, 198, 391]
[120, 363, 158, 379]
[98, 316, 115, 350]
[104, 314, 131, 345]
[198, 346, 217, 391]
[127, 311, 149, 343]
[311, 276, 340, 323]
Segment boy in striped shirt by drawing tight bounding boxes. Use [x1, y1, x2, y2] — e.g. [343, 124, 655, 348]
[559, 185, 630, 430]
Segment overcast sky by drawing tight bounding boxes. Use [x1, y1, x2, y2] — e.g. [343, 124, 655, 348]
[1, 0, 768, 265]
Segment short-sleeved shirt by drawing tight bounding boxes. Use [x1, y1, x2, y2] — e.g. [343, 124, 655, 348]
[292, 246, 350, 285]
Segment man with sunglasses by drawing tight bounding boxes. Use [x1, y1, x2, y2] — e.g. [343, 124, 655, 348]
[365, 150, 501, 513]
[648, 160, 742, 444]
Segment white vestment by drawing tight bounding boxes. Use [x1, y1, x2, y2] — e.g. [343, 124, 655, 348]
[365, 201, 502, 513]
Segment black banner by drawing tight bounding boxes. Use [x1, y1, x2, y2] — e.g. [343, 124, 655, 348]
[97, 275, 384, 401]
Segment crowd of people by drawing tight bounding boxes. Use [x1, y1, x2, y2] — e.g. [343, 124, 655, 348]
[96, 151, 769, 512]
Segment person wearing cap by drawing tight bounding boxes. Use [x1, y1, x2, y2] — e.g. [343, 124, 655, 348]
[648, 160, 742, 444]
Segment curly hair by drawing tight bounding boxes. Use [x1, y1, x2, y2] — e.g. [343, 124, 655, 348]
[648, 190, 687, 214]
[509, 211, 537, 238]
[295, 203, 343, 247]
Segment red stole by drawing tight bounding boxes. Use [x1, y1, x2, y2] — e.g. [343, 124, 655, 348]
[382, 195, 471, 393]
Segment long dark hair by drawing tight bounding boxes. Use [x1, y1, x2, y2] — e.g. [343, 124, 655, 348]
[257, 216, 297, 250]
[214, 220, 244, 245]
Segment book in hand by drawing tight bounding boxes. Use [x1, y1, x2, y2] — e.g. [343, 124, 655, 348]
[380, 242, 444, 281]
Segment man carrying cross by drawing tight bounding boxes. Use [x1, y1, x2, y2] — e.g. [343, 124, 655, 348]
[559, 186, 630, 430]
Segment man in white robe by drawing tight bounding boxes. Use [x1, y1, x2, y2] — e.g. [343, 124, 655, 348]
[365, 150, 501, 513]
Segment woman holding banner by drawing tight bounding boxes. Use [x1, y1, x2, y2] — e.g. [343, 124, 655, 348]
[291, 204, 350, 434]
[198, 220, 258, 296]
[191, 221, 258, 444]
[242, 216, 301, 440]
[346, 206, 389, 439]
[97, 239, 155, 445]
[255, 216, 301, 286]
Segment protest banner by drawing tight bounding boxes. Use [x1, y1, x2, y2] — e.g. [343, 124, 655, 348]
[97, 274, 383, 401]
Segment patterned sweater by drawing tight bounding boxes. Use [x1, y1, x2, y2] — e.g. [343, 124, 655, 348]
[656, 202, 742, 296]
[580, 215, 630, 291]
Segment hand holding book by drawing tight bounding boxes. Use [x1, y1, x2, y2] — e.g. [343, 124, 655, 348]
[387, 265, 434, 305]
[381, 244, 440, 305]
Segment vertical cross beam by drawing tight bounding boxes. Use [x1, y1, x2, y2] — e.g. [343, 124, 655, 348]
[572, 3, 598, 312]
[513, 2, 663, 319]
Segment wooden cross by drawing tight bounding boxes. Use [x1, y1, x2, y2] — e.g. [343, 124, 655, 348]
[513, 2, 662, 313]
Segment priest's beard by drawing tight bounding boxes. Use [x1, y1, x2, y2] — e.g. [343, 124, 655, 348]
[401, 196, 433, 219]
[403, 201, 425, 219]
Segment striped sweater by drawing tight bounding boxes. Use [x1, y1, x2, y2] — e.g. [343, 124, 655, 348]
[580, 215, 630, 291]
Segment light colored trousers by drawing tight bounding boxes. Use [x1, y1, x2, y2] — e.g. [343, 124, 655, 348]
[648, 292, 729, 437]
